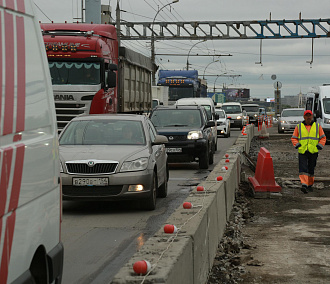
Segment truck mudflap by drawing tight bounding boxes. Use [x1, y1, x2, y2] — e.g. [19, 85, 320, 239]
[47, 242, 64, 284]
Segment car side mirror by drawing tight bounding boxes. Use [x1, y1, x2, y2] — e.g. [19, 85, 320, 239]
[315, 109, 321, 118]
[206, 121, 215, 128]
[153, 135, 168, 145]
[214, 113, 219, 120]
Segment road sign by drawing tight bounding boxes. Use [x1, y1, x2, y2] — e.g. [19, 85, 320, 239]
[274, 81, 282, 89]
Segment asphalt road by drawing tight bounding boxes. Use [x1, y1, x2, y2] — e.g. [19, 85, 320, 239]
[60, 128, 242, 284]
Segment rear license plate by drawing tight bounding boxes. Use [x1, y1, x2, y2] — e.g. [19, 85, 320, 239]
[73, 177, 109, 186]
[166, 148, 182, 153]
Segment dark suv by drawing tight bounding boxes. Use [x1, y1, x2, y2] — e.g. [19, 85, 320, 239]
[150, 105, 215, 169]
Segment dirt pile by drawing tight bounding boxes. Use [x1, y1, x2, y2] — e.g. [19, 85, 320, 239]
[208, 128, 330, 284]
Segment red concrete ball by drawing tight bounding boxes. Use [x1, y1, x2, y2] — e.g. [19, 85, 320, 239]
[197, 186, 204, 191]
[183, 202, 192, 209]
[133, 261, 148, 275]
[216, 176, 223, 181]
[225, 159, 230, 163]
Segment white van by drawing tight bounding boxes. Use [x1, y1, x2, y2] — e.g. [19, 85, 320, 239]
[306, 85, 330, 139]
[175, 97, 219, 150]
[221, 102, 244, 129]
[0, 1, 63, 283]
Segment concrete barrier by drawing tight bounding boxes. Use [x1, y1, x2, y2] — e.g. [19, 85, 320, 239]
[111, 125, 255, 284]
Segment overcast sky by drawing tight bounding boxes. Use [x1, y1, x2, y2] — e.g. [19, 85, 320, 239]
[33, 0, 330, 100]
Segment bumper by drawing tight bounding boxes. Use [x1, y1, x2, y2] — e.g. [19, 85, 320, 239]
[61, 169, 154, 201]
[279, 123, 296, 131]
[165, 139, 208, 163]
[229, 119, 243, 128]
[217, 125, 227, 135]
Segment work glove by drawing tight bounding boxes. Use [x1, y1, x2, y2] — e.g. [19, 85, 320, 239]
[295, 143, 301, 149]
[316, 144, 323, 150]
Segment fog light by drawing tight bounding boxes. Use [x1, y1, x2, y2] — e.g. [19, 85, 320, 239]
[128, 185, 144, 192]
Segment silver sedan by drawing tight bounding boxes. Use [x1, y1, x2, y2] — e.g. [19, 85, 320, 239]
[58, 114, 168, 210]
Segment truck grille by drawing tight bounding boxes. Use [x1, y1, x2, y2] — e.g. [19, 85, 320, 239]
[66, 163, 118, 174]
[55, 103, 87, 132]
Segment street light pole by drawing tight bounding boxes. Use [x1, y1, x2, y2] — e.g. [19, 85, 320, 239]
[203, 60, 219, 79]
[186, 39, 206, 70]
[151, 0, 179, 85]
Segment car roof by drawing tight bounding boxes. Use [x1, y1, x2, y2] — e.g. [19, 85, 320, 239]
[222, 102, 241, 105]
[242, 104, 259, 106]
[153, 105, 204, 110]
[282, 108, 305, 111]
[70, 114, 147, 122]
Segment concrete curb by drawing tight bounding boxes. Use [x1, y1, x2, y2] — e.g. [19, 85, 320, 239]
[111, 125, 255, 284]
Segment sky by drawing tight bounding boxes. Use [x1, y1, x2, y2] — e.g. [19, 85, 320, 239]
[33, 0, 330, 100]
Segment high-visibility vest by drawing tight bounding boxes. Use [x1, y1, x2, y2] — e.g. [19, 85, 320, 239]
[298, 122, 319, 154]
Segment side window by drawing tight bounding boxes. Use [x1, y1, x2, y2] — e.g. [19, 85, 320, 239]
[201, 109, 208, 124]
[148, 120, 157, 142]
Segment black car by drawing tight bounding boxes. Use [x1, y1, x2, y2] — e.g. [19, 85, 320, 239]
[150, 105, 215, 169]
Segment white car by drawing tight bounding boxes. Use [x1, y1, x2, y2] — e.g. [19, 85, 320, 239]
[216, 109, 231, 137]
[278, 108, 305, 133]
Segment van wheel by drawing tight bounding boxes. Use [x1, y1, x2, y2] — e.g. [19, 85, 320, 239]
[141, 173, 157, 210]
[199, 147, 209, 169]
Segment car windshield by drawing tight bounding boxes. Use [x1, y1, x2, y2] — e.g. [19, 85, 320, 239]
[49, 62, 101, 85]
[323, 98, 330, 114]
[59, 119, 146, 145]
[216, 110, 225, 118]
[281, 109, 304, 117]
[221, 105, 241, 114]
[151, 109, 202, 128]
[243, 106, 259, 112]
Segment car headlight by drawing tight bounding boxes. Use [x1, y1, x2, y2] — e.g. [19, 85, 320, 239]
[254, 114, 258, 117]
[281, 120, 287, 124]
[324, 118, 330, 124]
[120, 157, 149, 172]
[237, 116, 242, 120]
[187, 131, 203, 139]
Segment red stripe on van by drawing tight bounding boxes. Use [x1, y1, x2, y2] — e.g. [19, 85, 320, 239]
[0, 212, 16, 284]
[8, 144, 24, 212]
[16, 15, 25, 132]
[0, 147, 13, 217]
[16, 0, 25, 13]
[5, 0, 14, 10]
[3, 12, 14, 136]
[0, 13, 2, 135]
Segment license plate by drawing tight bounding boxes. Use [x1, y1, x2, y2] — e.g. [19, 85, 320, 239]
[73, 177, 109, 186]
[166, 148, 182, 153]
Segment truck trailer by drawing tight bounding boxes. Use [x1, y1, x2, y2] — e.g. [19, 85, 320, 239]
[41, 23, 153, 131]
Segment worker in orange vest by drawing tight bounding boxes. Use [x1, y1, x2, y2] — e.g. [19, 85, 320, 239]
[291, 110, 326, 193]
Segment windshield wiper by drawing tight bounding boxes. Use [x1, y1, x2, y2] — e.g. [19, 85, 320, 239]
[163, 124, 188, 127]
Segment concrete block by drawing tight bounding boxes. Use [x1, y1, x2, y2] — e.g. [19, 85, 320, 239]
[111, 236, 193, 284]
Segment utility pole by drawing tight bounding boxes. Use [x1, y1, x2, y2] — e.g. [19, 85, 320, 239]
[116, 0, 120, 48]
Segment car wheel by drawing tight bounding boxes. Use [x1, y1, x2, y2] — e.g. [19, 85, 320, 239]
[199, 147, 209, 169]
[157, 166, 168, 198]
[224, 129, 229, 138]
[214, 138, 218, 151]
[141, 172, 157, 210]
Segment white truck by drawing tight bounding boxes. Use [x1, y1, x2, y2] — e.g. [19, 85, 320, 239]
[0, 1, 63, 283]
[152, 86, 169, 108]
[306, 84, 330, 140]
